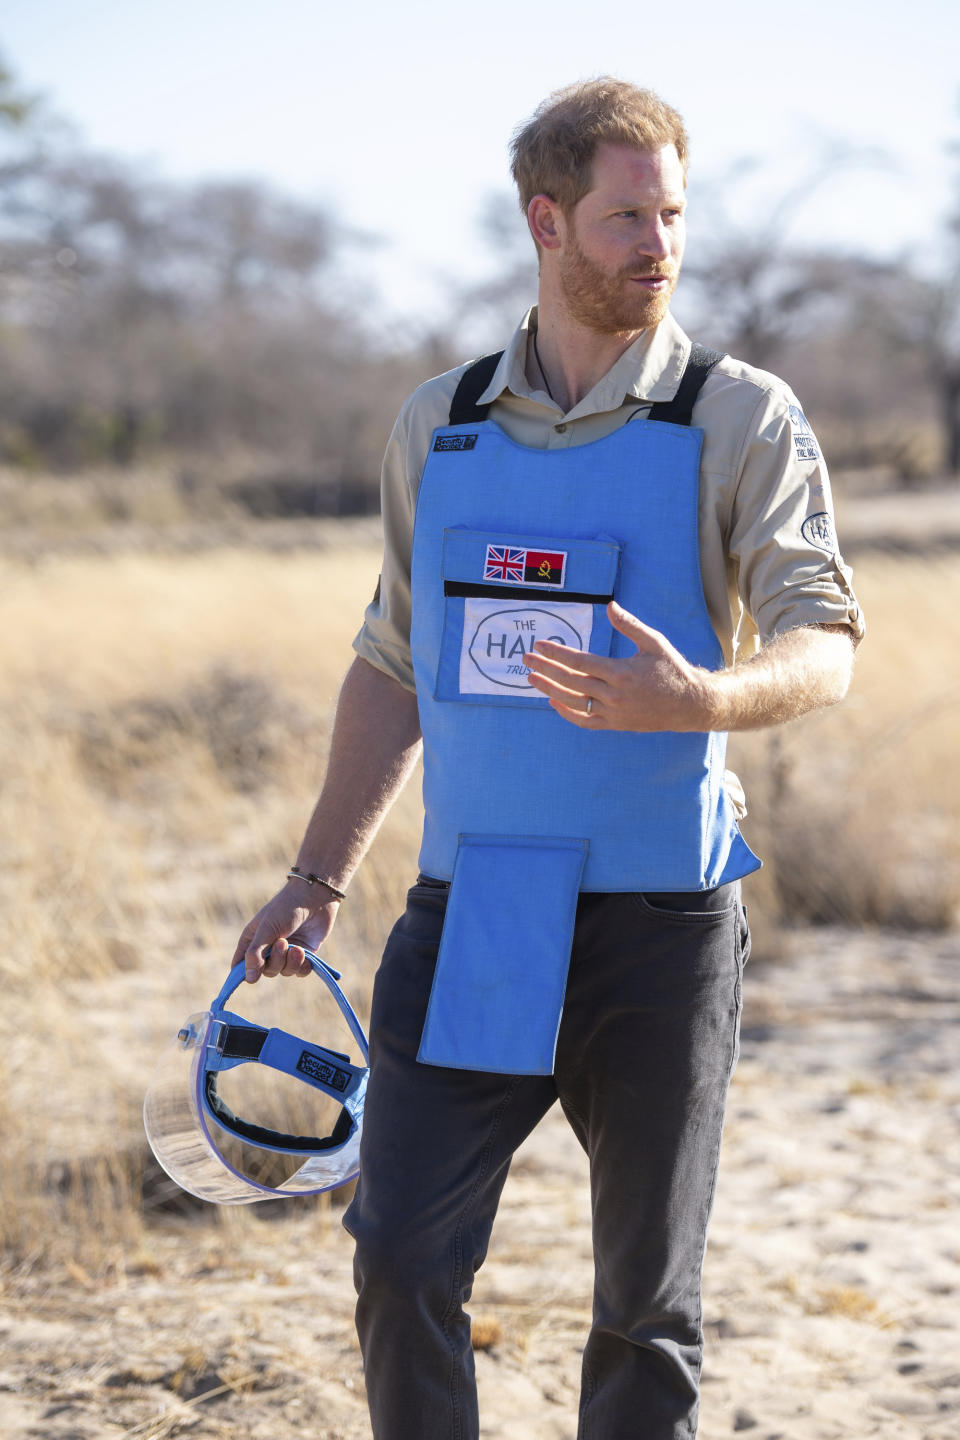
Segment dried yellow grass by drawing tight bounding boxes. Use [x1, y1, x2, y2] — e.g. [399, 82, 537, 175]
[731, 554, 960, 933]
[0, 546, 372, 706]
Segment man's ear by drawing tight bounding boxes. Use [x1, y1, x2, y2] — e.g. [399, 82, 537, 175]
[527, 193, 565, 252]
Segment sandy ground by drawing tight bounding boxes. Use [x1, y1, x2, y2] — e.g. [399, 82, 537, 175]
[1, 925, 958, 1439]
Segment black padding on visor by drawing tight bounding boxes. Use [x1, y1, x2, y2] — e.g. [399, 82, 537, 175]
[204, 1073, 353, 1153]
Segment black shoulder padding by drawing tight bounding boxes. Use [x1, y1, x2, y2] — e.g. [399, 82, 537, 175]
[448, 351, 504, 426]
[646, 343, 725, 427]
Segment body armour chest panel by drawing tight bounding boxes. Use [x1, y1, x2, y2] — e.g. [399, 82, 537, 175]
[410, 410, 760, 894]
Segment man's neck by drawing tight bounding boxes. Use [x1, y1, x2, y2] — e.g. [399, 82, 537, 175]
[529, 302, 645, 414]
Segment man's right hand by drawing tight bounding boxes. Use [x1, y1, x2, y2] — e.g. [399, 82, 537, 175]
[231, 878, 342, 984]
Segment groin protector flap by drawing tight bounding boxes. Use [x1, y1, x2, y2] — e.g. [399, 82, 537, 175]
[417, 834, 587, 1075]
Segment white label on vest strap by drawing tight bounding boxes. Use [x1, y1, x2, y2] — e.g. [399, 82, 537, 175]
[459, 599, 594, 696]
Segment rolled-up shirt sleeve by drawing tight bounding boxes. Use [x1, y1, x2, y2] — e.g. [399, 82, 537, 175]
[352, 401, 418, 690]
[352, 368, 465, 691]
[726, 382, 864, 649]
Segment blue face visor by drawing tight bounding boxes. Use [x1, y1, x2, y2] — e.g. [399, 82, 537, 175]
[143, 953, 368, 1205]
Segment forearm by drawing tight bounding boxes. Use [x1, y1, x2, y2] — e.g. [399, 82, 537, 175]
[235, 657, 421, 981]
[525, 604, 855, 735]
[701, 624, 854, 731]
[294, 656, 422, 886]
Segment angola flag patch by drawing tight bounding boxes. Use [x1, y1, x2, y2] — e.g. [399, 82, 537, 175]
[524, 549, 566, 586]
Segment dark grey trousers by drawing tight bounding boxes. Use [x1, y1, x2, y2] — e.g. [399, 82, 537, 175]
[343, 877, 749, 1440]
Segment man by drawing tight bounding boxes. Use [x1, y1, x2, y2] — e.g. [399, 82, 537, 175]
[235, 78, 863, 1440]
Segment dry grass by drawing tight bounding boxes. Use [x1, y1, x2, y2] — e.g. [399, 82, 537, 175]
[0, 541, 957, 1271]
[732, 554, 960, 938]
[0, 460, 380, 554]
[0, 541, 415, 1271]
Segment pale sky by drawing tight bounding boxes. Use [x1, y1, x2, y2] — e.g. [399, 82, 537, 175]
[3, 0, 958, 326]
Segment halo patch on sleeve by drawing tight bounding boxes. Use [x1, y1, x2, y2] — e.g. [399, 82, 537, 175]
[788, 405, 821, 463]
[801, 512, 837, 552]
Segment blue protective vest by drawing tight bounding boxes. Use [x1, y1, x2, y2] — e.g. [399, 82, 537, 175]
[411, 348, 759, 1075]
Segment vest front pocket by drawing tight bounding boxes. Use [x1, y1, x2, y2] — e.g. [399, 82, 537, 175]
[435, 528, 621, 705]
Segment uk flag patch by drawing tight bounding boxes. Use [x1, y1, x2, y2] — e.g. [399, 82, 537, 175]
[484, 545, 526, 583]
[483, 544, 567, 587]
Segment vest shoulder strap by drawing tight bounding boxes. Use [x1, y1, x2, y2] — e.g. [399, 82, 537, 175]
[448, 351, 504, 425]
[646, 342, 725, 427]
[447, 341, 724, 428]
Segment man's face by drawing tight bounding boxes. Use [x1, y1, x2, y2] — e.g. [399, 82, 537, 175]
[557, 142, 686, 335]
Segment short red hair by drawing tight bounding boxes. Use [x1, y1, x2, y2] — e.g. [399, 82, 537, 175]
[509, 77, 689, 217]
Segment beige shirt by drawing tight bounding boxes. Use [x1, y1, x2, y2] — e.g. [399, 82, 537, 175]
[354, 308, 863, 691]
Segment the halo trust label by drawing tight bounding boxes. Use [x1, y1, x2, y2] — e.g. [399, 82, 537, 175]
[801, 511, 838, 552]
[459, 598, 593, 696]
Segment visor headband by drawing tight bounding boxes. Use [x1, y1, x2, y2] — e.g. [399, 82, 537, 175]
[204, 1017, 366, 1105]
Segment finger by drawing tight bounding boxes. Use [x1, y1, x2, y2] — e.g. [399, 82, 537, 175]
[231, 923, 256, 971]
[244, 935, 269, 984]
[545, 694, 601, 728]
[525, 646, 616, 687]
[607, 601, 668, 652]
[280, 942, 306, 977]
[526, 666, 595, 709]
[244, 934, 281, 982]
[261, 936, 288, 978]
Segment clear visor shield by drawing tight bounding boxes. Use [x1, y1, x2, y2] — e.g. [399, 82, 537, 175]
[143, 956, 368, 1205]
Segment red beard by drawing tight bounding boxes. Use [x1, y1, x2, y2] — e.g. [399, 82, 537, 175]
[559, 233, 678, 335]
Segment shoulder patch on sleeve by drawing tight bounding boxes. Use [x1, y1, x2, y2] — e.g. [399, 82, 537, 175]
[788, 405, 821, 463]
[801, 512, 837, 552]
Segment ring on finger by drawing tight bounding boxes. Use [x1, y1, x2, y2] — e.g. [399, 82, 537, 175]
[586, 697, 593, 716]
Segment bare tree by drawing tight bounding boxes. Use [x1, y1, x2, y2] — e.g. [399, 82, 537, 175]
[0, 55, 397, 478]
[839, 114, 960, 480]
[175, 180, 333, 309]
[680, 143, 893, 370]
[448, 191, 538, 350]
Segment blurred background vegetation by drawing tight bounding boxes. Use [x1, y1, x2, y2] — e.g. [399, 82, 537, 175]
[2, 53, 959, 513]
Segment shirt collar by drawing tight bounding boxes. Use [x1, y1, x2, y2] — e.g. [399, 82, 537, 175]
[476, 306, 693, 419]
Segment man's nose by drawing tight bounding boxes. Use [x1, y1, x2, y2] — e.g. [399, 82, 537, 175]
[636, 219, 671, 260]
